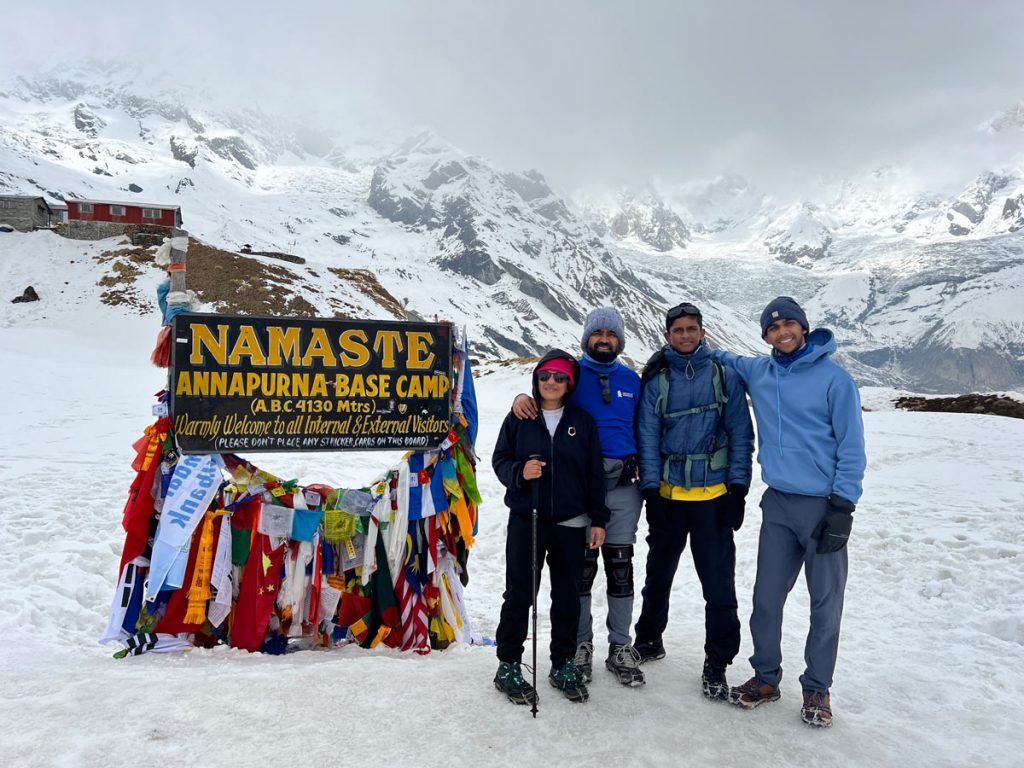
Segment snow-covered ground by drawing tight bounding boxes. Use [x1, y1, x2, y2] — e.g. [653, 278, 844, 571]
[2, 231, 1024, 766]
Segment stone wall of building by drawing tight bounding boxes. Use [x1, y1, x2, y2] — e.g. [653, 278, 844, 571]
[59, 220, 177, 246]
[0, 198, 50, 231]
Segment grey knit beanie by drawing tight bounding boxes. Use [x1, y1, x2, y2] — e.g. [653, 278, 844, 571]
[581, 306, 626, 355]
[760, 296, 809, 337]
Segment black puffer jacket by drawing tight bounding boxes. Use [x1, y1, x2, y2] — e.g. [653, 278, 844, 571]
[492, 349, 610, 527]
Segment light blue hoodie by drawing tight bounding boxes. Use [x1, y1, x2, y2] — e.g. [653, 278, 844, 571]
[708, 329, 866, 503]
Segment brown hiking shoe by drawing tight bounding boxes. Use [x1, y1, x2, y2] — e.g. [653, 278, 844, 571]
[801, 690, 833, 728]
[729, 676, 781, 708]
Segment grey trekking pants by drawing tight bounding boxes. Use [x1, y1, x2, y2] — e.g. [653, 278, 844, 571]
[578, 483, 642, 648]
[748, 488, 848, 694]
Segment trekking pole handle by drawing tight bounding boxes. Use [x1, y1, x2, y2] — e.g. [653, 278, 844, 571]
[528, 454, 541, 509]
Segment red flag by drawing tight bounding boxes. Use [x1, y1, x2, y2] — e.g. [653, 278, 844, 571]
[229, 533, 286, 652]
[119, 417, 171, 571]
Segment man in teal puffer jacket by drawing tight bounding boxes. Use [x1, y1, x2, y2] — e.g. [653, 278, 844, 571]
[634, 302, 754, 701]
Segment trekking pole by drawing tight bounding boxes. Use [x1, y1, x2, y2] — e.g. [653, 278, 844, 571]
[529, 453, 541, 718]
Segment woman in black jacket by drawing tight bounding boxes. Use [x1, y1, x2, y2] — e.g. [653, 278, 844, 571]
[492, 349, 609, 705]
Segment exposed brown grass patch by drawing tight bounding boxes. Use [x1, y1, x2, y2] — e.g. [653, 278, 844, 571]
[92, 238, 407, 321]
[186, 239, 317, 316]
[95, 246, 153, 264]
[328, 267, 408, 318]
[96, 251, 151, 311]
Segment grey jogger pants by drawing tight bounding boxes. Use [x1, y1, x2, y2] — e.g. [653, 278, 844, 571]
[748, 488, 848, 693]
[578, 482, 642, 648]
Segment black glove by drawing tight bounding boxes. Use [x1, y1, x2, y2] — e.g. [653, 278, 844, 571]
[642, 489, 663, 522]
[813, 495, 855, 554]
[716, 484, 748, 531]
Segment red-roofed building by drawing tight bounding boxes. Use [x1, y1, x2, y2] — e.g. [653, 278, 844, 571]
[61, 199, 183, 243]
[67, 199, 182, 228]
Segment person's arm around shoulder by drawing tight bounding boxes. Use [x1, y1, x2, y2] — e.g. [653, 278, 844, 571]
[491, 412, 525, 490]
[723, 362, 754, 489]
[706, 345, 757, 384]
[511, 392, 538, 420]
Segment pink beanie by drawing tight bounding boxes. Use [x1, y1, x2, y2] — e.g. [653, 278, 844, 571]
[536, 357, 575, 388]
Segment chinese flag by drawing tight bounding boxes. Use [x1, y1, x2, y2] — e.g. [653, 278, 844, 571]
[229, 533, 286, 652]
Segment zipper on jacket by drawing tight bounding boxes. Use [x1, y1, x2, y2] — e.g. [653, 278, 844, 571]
[549, 428, 556, 520]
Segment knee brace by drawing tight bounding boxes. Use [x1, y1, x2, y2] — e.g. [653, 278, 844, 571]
[579, 547, 600, 597]
[603, 544, 634, 598]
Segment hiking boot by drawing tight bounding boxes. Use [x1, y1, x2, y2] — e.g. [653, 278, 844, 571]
[634, 638, 666, 664]
[573, 641, 594, 683]
[605, 644, 646, 687]
[493, 661, 539, 706]
[729, 676, 780, 709]
[701, 656, 729, 701]
[549, 660, 589, 702]
[801, 689, 833, 728]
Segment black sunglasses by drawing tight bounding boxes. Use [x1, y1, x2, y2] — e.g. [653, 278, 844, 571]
[537, 371, 570, 383]
[666, 302, 702, 322]
[599, 373, 611, 404]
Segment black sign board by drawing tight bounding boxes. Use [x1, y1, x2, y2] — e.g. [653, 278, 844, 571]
[170, 313, 453, 454]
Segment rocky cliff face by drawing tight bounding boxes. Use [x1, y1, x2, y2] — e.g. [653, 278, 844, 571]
[365, 136, 667, 357]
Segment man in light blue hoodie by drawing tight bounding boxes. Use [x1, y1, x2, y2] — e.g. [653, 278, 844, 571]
[707, 296, 866, 729]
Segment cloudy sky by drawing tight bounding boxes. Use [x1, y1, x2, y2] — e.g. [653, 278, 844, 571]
[4, 1, 1023, 192]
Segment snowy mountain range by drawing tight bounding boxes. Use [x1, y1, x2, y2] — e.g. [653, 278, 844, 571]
[1, 63, 1022, 393]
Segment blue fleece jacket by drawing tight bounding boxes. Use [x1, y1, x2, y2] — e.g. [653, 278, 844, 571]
[569, 355, 641, 459]
[708, 329, 866, 503]
[638, 343, 754, 491]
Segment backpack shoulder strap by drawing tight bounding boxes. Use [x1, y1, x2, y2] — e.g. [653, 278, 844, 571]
[655, 367, 670, 416]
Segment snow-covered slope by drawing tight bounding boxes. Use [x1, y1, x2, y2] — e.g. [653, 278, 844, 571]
[1, 299, 1023, 766]
[1, 65, 1022, 392]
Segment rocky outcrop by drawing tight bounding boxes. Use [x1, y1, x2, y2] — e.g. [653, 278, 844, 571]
[73, 104, 105, 137]
[11, 286, 39, 303]
[1002, 194, 1024, 232]
[368, 165, 433, 226]
[764, 203, 832, 267]
[897, 337, 1024, 393]
[606, 194, 690, 251]
[207, 136, 258, 171]
[895, 394, 1024, 420]
[946, 172, 1012, 236]
[169, 136, 198, 168]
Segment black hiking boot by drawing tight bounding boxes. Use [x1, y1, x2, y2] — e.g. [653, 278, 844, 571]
[634, 638, 666, 664]
[701, 655, 728, 701]
[605, 644, 646, 686]
[573, 641, 594, 683]
[493, 661, 539, 705]
[549, 659, 589, 702]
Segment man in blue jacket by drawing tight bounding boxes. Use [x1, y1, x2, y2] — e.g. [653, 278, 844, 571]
[708, 296, 866, 728]
[634, 302, 754, 700]
[512, 307, 645, 686]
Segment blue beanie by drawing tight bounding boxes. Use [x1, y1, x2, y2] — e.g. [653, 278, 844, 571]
[581, 307, 625, 355]
[760, 296, 809, 337]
